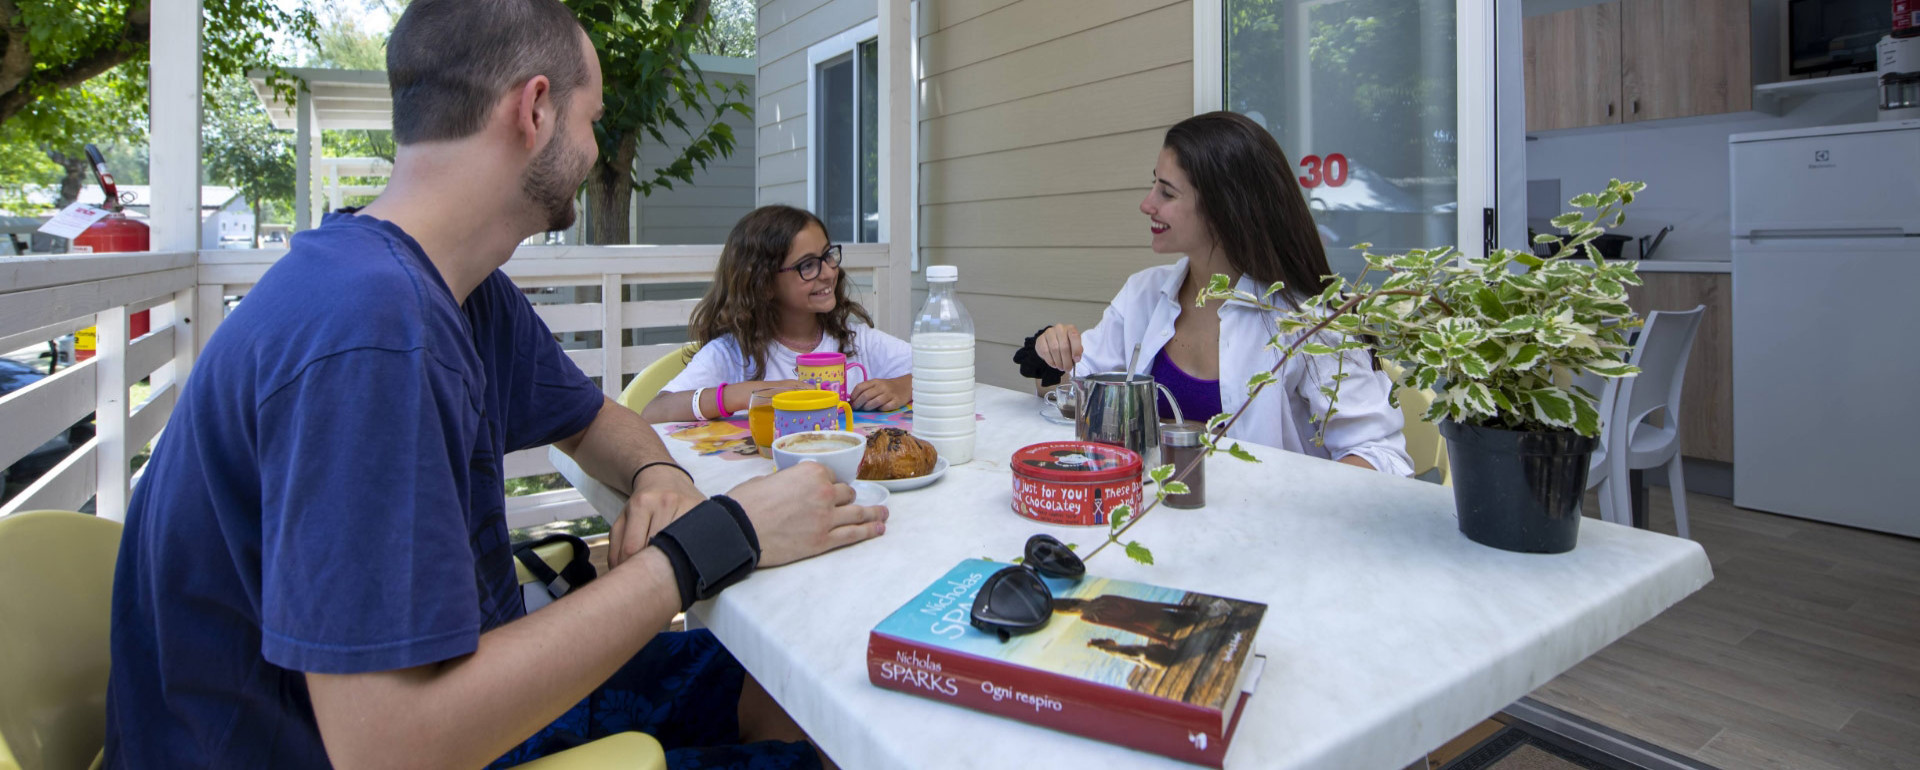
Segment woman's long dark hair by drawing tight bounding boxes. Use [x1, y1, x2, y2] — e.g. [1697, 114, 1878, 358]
[687, 205, 873, 380]
[1162, 111, 1334, 308]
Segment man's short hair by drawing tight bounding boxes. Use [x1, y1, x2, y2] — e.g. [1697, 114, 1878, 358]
[387, 0, 589, 145]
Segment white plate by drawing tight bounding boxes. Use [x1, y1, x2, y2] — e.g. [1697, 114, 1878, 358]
[865, 457, 950, 492]
[849, 480, 890, 506]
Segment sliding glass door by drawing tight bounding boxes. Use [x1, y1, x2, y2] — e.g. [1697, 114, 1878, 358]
[1207, 0, 1505, 278]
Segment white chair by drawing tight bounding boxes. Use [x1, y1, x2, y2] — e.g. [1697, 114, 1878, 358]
[1576, 369, 1620, 523]
[1585, 306, 1706, 539]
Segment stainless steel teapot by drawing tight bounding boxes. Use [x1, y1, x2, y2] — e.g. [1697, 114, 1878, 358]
[1045, 371, 1184, 467]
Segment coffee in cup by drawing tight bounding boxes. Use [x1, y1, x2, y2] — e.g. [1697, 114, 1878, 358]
[779, 434, 861, 453]
[771, 429, 867, 482]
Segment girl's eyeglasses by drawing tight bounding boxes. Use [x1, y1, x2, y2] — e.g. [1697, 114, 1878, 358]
[777, 244, 843, 281]
[969, 535, 1086, 642]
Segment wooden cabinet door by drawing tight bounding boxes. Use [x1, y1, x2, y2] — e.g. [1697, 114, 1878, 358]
[1622, 0, 1751, 122]
[1524, 2, 1624, 132]
[1625, 273, 1733, 463]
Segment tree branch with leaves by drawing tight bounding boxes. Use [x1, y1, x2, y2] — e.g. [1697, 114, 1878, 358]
[568, 0, 752, 244]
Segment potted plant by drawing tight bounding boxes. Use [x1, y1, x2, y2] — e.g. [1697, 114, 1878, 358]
[1085, 180, 1644, 563]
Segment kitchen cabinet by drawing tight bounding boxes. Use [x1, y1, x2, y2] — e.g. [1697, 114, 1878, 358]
[1525, 0, 1752, 132]
[1621, 0, 1752, 122]
[1525, 3, 1623, 132]
[1625, 271, 1732, 463]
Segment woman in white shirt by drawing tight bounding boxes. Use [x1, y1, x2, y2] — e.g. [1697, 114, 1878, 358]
[1019, 112, 1411, 475]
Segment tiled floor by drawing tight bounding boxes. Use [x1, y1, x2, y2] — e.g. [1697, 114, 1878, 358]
[1529, 489, 1920, 770]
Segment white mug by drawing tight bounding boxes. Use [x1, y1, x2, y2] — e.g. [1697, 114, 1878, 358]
[770, 430, 866, 483]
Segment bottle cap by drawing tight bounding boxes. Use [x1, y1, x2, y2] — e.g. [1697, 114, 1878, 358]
[1160, 420, 1206, 448]
[926, 265, 958, 282]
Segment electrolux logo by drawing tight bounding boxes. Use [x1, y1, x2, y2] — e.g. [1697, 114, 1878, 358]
[1809, 148, 1837, 169]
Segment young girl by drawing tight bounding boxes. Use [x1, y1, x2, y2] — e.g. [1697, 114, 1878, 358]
[641, 205, 914, 422]
[1017, 112, 1411, 475]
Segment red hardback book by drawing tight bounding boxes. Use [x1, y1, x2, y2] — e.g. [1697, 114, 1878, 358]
[867, 559, 1267, 767]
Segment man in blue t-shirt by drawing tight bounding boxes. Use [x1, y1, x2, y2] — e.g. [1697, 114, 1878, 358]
[103, 0, 889, 766]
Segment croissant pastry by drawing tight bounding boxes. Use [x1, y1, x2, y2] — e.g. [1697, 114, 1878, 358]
[858, 428, 938, 480]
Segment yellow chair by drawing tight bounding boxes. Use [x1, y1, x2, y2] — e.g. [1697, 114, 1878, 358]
[0, 511, 660, 770]
[1380, 362, 1451, 485]
[617, 342, 701, 414]
[0, 510, 120, 770]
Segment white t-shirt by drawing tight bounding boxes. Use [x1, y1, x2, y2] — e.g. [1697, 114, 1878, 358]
[662, 324, 913, 391]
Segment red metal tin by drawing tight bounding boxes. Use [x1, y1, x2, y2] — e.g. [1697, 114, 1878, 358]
[1010, 441, 1143, 527]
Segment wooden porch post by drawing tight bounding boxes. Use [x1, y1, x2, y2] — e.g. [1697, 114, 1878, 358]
[295, 88, 316, 232]
[105, 0, 204, 521]
[151, 0, 202, 255]
[877, 0, 912, 337]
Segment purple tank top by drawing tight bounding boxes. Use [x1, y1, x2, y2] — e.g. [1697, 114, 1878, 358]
[1151, 348, 1223, 422]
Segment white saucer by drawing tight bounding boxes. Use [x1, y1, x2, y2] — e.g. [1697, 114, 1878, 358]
[849, 480, 890, 506]
[867, 457, 949, 492]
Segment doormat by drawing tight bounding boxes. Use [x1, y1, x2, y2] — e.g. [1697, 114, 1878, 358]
[1439, 723, 1635, 770]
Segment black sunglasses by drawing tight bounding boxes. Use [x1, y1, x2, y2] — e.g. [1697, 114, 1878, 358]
[970, 535, 1086, 642]
[776, 244, 844, 281]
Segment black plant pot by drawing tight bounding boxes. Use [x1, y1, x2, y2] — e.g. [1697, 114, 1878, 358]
[1438, 421, 1598, 554]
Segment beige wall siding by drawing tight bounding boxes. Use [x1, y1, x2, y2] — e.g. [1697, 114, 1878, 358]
[919, 0, 1193, 388]
[756, 0, 879, 208]
[633, 69, 756, 244]
[755, 0, 1195, 388]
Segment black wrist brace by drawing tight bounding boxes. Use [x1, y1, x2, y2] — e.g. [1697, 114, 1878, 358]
[1012, 325, 1066, 387]
[650, 495, 761, 611]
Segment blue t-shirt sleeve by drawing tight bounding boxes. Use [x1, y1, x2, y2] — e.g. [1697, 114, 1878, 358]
[497, 278, 605, 452]
[255, 348, 483, 674]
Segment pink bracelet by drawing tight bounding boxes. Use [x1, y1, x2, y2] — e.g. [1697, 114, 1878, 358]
[714, 381, 732, 417]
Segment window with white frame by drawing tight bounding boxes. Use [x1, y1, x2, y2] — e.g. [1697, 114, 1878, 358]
[809, 21, 880, 243]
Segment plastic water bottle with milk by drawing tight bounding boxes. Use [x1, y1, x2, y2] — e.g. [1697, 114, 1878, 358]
[912, 265, 975, 464]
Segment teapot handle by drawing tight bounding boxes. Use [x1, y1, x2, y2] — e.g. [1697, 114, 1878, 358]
[1153, 382, 1184, 426]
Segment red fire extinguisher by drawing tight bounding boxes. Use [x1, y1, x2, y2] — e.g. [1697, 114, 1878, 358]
[71, 143, 151, 360]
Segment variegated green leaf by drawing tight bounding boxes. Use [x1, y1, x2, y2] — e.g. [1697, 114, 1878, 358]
[1582, 358, 1638, 377]
[1125, 541, 1155, 565]
[1455, 350, 1491, 379]
[1506, 343, 1545, 370]
[1498, 316, 1537, 334]
[1528, 387, 1576, 427]
[1226, 443, 1261, 463]
[1571, 391, 1601, 437]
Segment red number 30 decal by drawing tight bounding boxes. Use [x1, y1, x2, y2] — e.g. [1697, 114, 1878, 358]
[1297, 153, 1350, 189]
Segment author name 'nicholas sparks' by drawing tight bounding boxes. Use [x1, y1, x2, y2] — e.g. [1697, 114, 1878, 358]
[915, 570, 985, 641]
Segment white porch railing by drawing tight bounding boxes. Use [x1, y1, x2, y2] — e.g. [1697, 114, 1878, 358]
[1, 253, 199, 519]
[1, 243, 894, 528]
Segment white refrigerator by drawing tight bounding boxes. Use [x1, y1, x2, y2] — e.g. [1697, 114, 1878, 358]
[1729, 119, 1920, 537]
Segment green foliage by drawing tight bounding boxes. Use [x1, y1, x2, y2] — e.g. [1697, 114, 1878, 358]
[0, 70, 145, 210]
[693, 0, 755, 58]
[0, 0, 317, 210]
[567, 0, 752, 196]
[203, 74, 295, 237]
[1124, 541, 1154, 565]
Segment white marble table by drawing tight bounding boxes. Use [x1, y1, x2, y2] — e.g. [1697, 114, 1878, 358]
[552, 384, 1711, 770]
